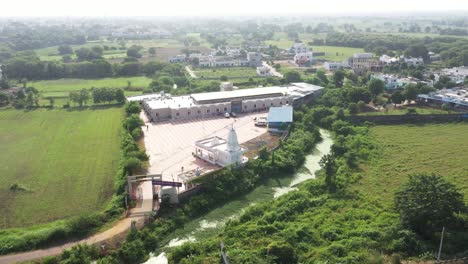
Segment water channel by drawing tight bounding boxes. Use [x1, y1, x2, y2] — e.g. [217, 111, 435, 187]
[143, 129, 333, 264]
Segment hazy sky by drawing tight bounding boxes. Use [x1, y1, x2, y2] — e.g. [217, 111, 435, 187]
[1, 0, 468, 17]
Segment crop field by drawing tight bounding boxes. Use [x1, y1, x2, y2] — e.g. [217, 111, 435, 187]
[357, 123, 468, 206]
[0, 108, 123, 228]
[194, 67, 259, 79]
[30, 77, 152, 95]
[312, 45, 364, 61]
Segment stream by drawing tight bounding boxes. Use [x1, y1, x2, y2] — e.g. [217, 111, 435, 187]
[143, 129, 333, 264]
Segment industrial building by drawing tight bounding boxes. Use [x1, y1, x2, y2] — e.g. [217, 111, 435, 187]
[128, 83, 324, 122]
[267, 106, 293, 132]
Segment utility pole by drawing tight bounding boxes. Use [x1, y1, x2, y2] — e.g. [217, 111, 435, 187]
[437, 226, 445, 262]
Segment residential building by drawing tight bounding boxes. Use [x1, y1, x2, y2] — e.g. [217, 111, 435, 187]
[324, 61, 350, 71]
[294, 52, 313, 67]
[290, 43, 309, 54]
[168, 54, 186, 63]
[128, 83, 324, 122]
[194, 127, 246, 167]
[348, 53, 382, 74]
[267, 106, 293, 132]
[247, 52, 263, 67]
[372, 74, 401, 90]
[403, 57, 424, 66]
[379, 55, 398, 64]
[436, 67, 468, 84]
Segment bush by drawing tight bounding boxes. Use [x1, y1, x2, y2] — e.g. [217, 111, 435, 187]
[131, 127, 142, 140]
[67, 214, 104, 236]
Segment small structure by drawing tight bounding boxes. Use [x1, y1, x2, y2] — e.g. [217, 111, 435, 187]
[403, 57, 424, 66]
[324, 61, 350, 71]
[220, 82, 236, 91]
[168, 54, 187, 63]
[372, 74, 401, 90]
[194, 127, 247, 167]
[379, 55, 398, 64]
[294, 52, 313, 67]
[256, 66, 272, 77]
[267, 106, 293, 132]
[418, 88, 468, 110]
[290, 43, 309, 54]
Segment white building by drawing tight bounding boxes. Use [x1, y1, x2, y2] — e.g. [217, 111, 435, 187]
[436, 67, 468, 83]
[168, 54, 186, 63]
[129, 83, 324, 122]
[290, 43, 309, 54]
[403, 57, 424, 66]
[194, 127, 246, 167]
[372, 74, 401, 90]
[247, 52, 263, 67]
[379, 55, 398, 64]
[256, 66, 273, 77]
[324, 61, 349, 71]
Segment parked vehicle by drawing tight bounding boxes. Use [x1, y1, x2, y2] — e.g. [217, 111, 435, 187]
[230, 112, 237, 117]
[224, 112, 230, 118]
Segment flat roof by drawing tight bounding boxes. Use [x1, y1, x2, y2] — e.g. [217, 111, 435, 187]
[268, 106, 293, 123]
[191, 86, 287, 103]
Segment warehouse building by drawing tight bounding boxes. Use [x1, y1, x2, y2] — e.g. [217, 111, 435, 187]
[128, 82, 323, 122]
[267, 106, 293, 132]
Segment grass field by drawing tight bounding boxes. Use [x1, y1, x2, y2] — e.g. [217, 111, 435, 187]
[357, 107, 452, 116]
[0, 107, 123, 228]
[356, 124, 468, 206]
[194, 67, 259, 79]
[313, 45, 364, 61]
[30, 77, 152, 95]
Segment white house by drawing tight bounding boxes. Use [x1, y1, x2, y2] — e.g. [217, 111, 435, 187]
[324, 61, 349, 71]
[372, 74, 401, 90]
[168, 54, 186, 63]
[379, 55, 398, 64]
[194, 127, 246, 167]
[403, 57, 424, 66]
[290, 43, 309, 54]
[256, 66, 272, 77]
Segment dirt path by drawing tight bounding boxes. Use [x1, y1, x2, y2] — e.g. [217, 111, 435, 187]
[0, 216, 145, 264]
[185, 65, 198, 78]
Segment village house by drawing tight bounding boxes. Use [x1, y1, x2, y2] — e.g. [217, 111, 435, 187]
[290, 43, 309, 54]
[348, 53, 382, 74]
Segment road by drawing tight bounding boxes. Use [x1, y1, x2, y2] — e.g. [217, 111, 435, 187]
[262, 61, 283, 78]
[185, 66, 198, 78]
[0, 216, 145, 264]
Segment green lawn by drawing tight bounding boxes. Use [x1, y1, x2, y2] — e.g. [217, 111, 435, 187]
[30, 77, 152, 94]
[194, 67, 259, 79]
[357, 124, 468, 207]
[0, 107, 123, 228]
[357, 107, 452, 116]
[313, 45, 364, 61]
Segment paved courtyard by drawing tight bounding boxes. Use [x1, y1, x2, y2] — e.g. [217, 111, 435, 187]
[141, 111, 268, 191]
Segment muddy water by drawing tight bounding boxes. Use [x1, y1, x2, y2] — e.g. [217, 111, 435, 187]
[144, 129, 333, 263]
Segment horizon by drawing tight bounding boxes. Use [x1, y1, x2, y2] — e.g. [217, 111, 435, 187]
[1, 0, 468, 17]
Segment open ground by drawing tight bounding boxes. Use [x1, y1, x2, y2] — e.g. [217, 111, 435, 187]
[141, 111, 270, 191]
[0, 107, 122, 228]
[356, 123, 468, 206]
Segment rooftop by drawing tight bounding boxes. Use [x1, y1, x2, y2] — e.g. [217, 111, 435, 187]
[268, 106, 293, 123]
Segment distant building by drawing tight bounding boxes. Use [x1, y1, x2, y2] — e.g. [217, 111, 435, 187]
[247, 52, 263, 67]
[294, 52, 313, 67]
[379, 55, 398, 64]
[324, 61, 350, 71]
[267, 106, 293, 132]
[168, 54, 186, 63]
[129, 83, 324, 122]
[256, 66, 273, 77]
[403, 57, 424, 66]
[348, 53, 382, 74]
[372, 74, 402, 90]
[436, 67, 468, 84]
[194, 127, 246, 167]
[290, 43, 309, 54]
[418, 88, 468, 110]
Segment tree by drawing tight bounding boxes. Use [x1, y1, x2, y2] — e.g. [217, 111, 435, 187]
[319, 154, 337, 193]
[368, 78, 385, 98]
[148, 47, 156, 57]
[115, 88, 126, 104]
[316, 69, 329, 85]
[395, 174, 466, 238]
[127, 46, 143, 59]
[58, 45, 73, 55]
[333, 69, 345, 88]
[403, 84, 418, 102]
[348, 102, 358, 114]
[391, 91, 404, 105]
[405, 44, 429, 62]
[220, 75, 228, 81]
[284, 71, 302, 83]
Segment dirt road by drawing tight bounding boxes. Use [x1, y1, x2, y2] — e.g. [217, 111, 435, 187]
[0, 216, 145, 264]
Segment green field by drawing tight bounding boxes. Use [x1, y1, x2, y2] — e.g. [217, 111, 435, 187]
[313, 45, 364, 61]
[0, 108, 123, 228]
[357, 107, 452, 116]
[30, 77, 152, 95]
[358, 124, 468, 206]
[194, 67, 259, 79]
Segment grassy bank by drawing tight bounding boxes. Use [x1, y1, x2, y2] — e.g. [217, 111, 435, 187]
[0, 108, 123, 228]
